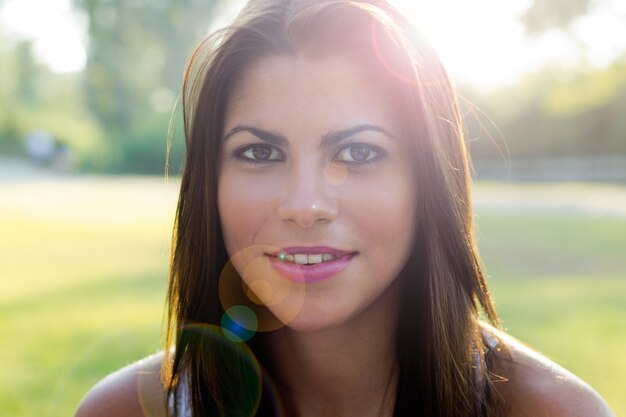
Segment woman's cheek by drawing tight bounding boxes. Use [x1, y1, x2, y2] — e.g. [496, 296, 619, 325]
[218, 171, 281, 252]
[347, 168, 415, 221]
[343, 168, 416, 261]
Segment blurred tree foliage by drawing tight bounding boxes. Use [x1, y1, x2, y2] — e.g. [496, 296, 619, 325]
[1, 0, 624, 172]
[464, 0, 626, 161]
[521, 0, 592, 35]
[0, 0, 222, 173]
[463, 55, 626, 160]
[71, 0, 222, 172]
[0, 35, 103, 159]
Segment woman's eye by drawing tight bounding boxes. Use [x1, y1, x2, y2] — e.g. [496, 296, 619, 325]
[236, 144, 284, 163]
[334, 144, 383, 163]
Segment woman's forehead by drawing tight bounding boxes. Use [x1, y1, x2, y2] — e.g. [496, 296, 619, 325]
[223, 54, 407, 140]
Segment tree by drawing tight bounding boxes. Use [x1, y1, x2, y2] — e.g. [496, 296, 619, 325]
[521, 0, 592, 35]
[71, 0, 224, 171]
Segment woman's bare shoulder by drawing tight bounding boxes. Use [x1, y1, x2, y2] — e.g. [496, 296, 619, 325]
[74, 351, 168, 417]
[484, 325, 615, 417]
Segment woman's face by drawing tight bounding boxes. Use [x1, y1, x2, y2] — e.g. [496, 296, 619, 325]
[218, 54, 417, 332]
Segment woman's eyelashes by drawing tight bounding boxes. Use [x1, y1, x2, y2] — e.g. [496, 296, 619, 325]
[334, 143, 386, 164]
[232, 142, 387, 165]
[234, 144, 285, 164]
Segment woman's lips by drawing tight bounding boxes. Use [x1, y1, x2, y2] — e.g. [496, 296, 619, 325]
[267, 246, 356, 283]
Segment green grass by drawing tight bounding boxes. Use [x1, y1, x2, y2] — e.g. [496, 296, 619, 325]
[1, 179, 624, 416]
[1, 178, 177, 417]
[476, 211, 626, 415]
[488, 276, 625, 411]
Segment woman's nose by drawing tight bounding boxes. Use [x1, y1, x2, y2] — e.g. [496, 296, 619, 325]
[275, 165, 339, 227]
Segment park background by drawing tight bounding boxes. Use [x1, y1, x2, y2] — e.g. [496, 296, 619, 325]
[1, 0, 625, 415]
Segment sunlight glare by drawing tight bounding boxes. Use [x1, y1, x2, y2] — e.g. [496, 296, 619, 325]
[390, 0, 533, 88]
[389, 0, 626, 89]
[0, 0, 86, 73]
[574, 10, 626, 68]
[1, 0, 625, 84]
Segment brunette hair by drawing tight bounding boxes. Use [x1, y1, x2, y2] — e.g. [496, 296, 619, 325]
[165, 0, 503, 416]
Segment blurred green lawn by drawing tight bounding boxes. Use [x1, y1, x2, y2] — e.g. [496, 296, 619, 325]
[1, 178, 624, 416]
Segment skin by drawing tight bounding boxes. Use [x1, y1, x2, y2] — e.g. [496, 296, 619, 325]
[488, 324, 615, 417]
[217, 55, 416, 416]
[218, 55, 417, 335]
[73, 331, 616, 417]
[74, 55, 615, 417]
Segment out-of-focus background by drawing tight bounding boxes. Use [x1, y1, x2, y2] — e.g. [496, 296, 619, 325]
[1, 0, 624, 415]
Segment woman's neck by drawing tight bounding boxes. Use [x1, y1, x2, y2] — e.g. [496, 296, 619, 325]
[261, 281, 401, 417]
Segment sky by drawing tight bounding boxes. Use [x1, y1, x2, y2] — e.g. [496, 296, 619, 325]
[1, 0, 625, 89]
[0, 0, 86, 73]
[393, 0, 626, 87]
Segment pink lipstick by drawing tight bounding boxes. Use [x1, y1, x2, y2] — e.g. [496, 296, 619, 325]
[268, 246, 355, 283]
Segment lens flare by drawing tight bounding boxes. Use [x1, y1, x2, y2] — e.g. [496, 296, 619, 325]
[369, 11, 421, 86]
[222, 305, 258, 342]
[219, 246, 306, 332]
[323, 162, 348, 185]
[150, 324, 266, 416]
[246, 279, 273, 305]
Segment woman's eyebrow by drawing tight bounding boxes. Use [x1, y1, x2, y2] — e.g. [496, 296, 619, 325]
[222, 125, 288, 146]
[222, 123, 394, 147]
[321, 124, 395, 148]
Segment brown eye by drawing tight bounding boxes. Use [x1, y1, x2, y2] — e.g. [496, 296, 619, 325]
[335, 144, 383, 164]
[350, 146, 370, 161]
[252, 146, 272, 160]
[237, 144, 284, 163]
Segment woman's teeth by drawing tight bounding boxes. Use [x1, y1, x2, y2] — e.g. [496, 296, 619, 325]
[279, 253, 338, 264]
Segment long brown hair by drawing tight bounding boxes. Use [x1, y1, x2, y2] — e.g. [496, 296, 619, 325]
[165, 1, 502, 416]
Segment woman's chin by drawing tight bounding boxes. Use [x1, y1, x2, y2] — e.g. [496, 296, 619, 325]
[279, 317, 336, 333]
[268, 304, 354, 334]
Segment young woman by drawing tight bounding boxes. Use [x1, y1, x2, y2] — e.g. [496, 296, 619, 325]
[76, 1, 615, 416]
